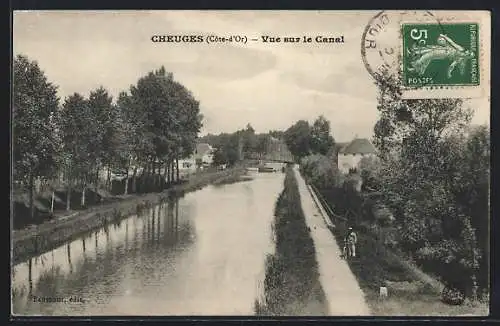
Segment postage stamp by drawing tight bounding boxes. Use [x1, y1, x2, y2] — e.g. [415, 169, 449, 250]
[361, 10, 490, 99]
[401, 23, 480, 88]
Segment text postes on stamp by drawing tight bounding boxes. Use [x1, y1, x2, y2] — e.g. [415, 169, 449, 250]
[402, 23, 480, 88]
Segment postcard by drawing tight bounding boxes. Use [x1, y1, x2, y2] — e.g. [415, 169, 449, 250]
[11, 10, 490, 317]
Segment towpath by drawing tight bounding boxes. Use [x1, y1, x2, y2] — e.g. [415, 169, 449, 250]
[293, 165, 371, 316]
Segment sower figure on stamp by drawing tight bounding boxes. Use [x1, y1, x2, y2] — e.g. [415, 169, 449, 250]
[343, 227, 358, 259]
[407, 33, 474, 79]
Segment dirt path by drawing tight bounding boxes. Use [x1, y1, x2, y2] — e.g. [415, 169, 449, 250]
[293, 166, 371, 316]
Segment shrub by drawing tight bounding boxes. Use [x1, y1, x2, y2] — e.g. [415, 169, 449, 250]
[372, 204, 395, 226]
[441, 286, 466, 305]
[300, 154, 343, 189]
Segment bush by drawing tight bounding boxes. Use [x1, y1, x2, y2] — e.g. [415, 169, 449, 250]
[441, 286, 466, 305]
[300, 154, 343, 189]
[358, 156, 381, 191]
[372, 204, 395, 226]
[300, 143, 484, 304]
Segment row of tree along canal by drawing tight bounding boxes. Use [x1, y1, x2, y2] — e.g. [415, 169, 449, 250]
[13, 55, 202, 229]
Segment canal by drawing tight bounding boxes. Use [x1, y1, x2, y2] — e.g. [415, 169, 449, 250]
[12, 171, 285, 316]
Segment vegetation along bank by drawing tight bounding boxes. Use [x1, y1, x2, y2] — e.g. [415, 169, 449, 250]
[254, 165, 328, 316]
[13, 166, 247, 265]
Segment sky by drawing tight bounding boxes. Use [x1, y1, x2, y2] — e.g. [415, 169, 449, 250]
[13, 10, 490, 142]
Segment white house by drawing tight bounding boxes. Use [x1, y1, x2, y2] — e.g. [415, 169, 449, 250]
[177, 143, 216, 175]
[337, 138, 377, 174]
[195, 143, 215, 166]
[178, 156, 197, 172]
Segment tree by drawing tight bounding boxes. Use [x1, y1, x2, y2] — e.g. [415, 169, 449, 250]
[126, 66, 202, 189]
[358, 156, 381, 191]
[88, 86, 124, 192]
[284, 120, 312, 161]
[116, 90, 148, 194]
[372, 70, 471, 159]
[255, 134, 270, 159]
[213, 133, 241, 166]
[371, 69, 486, 296]
[133, 67, 173, 190]
[13, 58, 204, 225]
[171, 78, 203, 181]
[212, 147, 228, 166]
[57, 93, 96, 210]
[242, 123, 257, 154]
[449, 125, 490, 291]
[310, 115, 335, 155]
[13, 55, 60, 220]
[269, 130, 284, 139]
[300, 154, 342, 189]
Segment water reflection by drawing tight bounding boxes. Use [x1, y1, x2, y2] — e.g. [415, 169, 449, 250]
[12, 197, 187, 314]
[12, 173, 284, 316]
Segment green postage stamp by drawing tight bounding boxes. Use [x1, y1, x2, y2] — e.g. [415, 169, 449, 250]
[402, 23, 479, 88]
[362, 11, 489, 98]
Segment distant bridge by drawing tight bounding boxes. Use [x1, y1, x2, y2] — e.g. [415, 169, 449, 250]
[245, 154, 294, 164]
[245, 150, 294, 164]
[235, 135, 295, 164]
[261, 156, 294, 164]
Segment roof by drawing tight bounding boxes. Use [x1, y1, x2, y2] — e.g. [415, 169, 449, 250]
[195, 143, 213, 156]
[336, 142, 349, 151]
[194, 143, 215, 160]
[339, 138, 377, 155]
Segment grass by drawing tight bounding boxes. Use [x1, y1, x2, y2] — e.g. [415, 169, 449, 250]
[211, 170, 254, 186]
[368, 291, 489, 316]
[311, 183, 489, 316]
[254, 166, 328, 316]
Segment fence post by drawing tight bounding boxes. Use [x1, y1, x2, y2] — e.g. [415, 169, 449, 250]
[471, 275, 478, 301]
[51, 190, 55, 213]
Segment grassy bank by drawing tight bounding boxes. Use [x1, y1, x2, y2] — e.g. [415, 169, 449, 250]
[255, 166, 328, 316]
[309, 183, 489, 316]
[12, 166, 248, 265]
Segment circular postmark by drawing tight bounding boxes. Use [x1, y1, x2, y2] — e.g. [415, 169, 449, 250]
[361, 10, 445, 88]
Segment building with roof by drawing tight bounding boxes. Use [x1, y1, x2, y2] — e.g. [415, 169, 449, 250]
[195, 143, 215, 166]
[177, 142, 216, 177]
[337, 138, 378, 174]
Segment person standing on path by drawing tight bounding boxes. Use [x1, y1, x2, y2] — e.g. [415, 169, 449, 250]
[344, 227, 358, 258]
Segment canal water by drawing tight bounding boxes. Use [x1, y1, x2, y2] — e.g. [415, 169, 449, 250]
[12, 172, 285, 316]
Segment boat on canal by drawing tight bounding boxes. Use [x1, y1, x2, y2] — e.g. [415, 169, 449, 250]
[258, 166, 275, 173]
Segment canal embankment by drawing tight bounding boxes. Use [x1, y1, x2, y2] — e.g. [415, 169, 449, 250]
[303, 174, 489, 316]
[12, 166, 248, 265]
[294, 166, 371, 316]
[254, 165, 328, 316]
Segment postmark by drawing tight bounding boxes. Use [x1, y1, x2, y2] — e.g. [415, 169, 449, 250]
[361, 11, 440, 83]
[361, 10, 490, 99]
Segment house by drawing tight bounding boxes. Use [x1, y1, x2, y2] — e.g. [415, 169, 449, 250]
[195, 143, 215, 166]
[337, 138, 377, 174]
[177, 142, 216, 174]
[178, 156, 197, 171]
